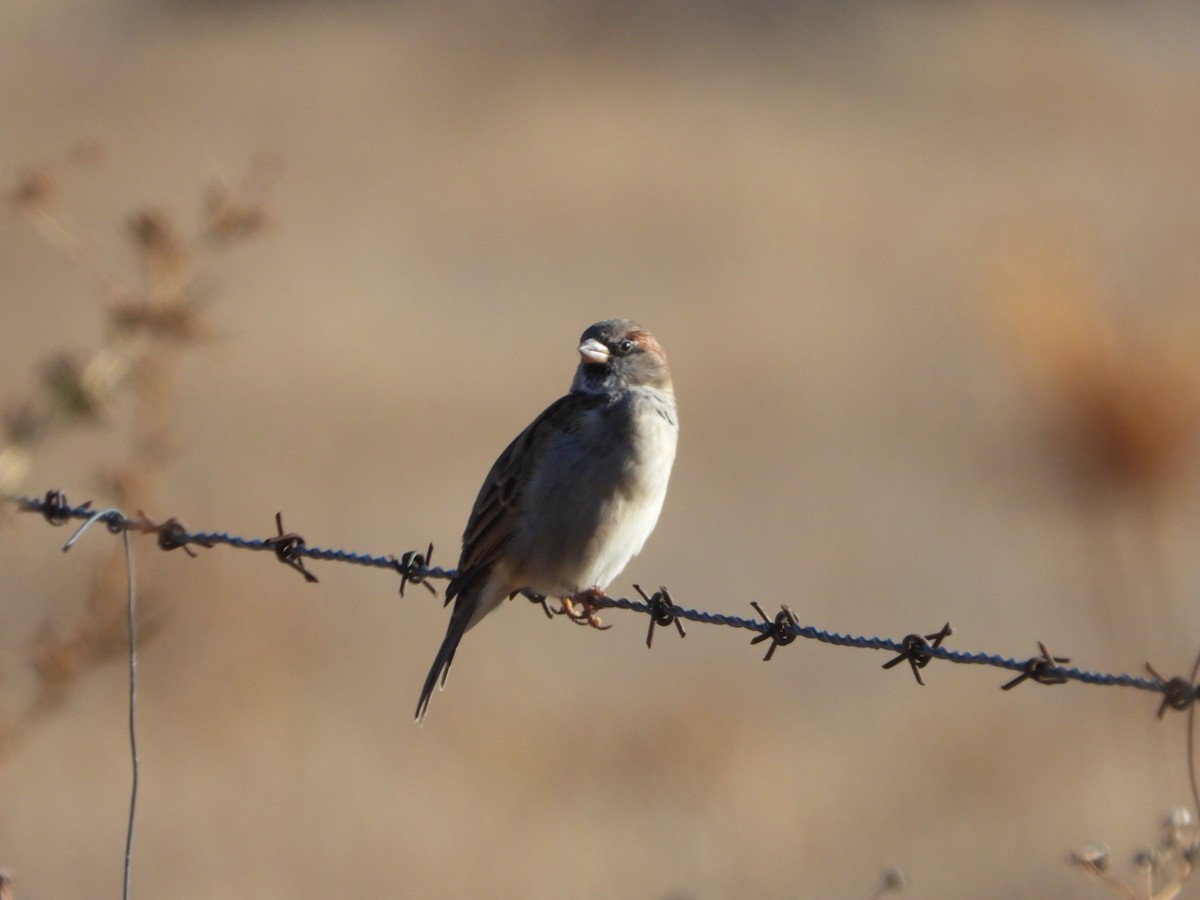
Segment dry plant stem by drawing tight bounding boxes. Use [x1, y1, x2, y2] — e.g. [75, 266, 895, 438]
[1073, 802, 1200, 898]
[22, 204, 120, 297]
[1, 153, 272, 503]
[1077, 859, 1142, 900]
[0, 153, 272, 760]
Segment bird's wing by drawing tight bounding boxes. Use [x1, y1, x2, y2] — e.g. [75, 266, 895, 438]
[447, 391, 605, 601]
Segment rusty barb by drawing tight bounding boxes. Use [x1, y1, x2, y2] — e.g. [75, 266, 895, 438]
[883, 623, 954, 686]
[263, 512, 319, 584]
[1146, 663, 1200, 720]
[393, 543, 437, 598]
[749, 601, 799, 661]
[1001, 641, 1071, 691]
[634, 583, 687, 648]
[11, 488, 1200, 719]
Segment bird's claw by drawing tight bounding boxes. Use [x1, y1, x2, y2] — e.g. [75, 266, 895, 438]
[557, 588, 612, 630]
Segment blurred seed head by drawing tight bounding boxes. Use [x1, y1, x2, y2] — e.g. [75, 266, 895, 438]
[28, 552, 166, 715]
[877, 866, 909, 895]
[201, 152, 278, 244]
[1162, 806, 1196, 850]
[995, 239, 1200, 502]
[1072, 842, 1111, 873]
[1133, 847, 1159, 873]
[109, 297, 212, 342]
[0, 405, 39, 499]
[0, 446, 31, 500]
[40, 355, 102, 421]
[3, 401, 42, 445]
[10, 168, 57, 211]
[127, 208, 189, 284]
[1166, 806, 1194, 829]
[9, 139, 104, 213]
[203, 181, 271, 242]
[1071, 810, 1200, 898]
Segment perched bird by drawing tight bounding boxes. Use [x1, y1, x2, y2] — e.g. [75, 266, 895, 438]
[415, 319, 678, 721]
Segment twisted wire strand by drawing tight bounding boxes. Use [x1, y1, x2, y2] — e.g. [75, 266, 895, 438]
[9, 491, 1182, 702]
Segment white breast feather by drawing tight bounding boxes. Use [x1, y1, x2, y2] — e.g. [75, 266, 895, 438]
[581, 401, 677, 590]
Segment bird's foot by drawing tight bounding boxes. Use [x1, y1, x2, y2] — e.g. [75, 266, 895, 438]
[557, 587, 612, 630]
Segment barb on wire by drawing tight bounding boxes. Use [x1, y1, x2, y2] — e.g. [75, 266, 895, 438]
[147, 515, 212, 557]
[882, 623, 953, 686]
[1001, 641, 1071, 691]
[634, 583, 686, 648]
[38, 488, 83, 526]
[12, 489, 1200, 721]
[748, 601, 798, 661]
[1147, 663, 1200, 721]
[393, 543, 437, 598]
[263, 512, 318, 583]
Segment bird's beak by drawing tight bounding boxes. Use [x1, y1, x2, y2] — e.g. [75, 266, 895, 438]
[578, 338, 611, 364]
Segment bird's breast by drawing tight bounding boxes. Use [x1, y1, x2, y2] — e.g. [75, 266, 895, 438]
[515, 390, 678, 596]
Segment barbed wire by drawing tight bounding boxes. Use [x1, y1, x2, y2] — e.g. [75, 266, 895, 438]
[11, 489, 1199, 720]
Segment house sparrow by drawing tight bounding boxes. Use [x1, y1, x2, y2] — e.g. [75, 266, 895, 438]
[415, 319, 678, 721]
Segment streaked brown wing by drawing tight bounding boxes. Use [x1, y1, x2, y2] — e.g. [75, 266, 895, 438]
[447, 392, 605, 599]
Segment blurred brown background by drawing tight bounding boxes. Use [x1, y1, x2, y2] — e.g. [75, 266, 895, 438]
[4, 1, 1200, 897]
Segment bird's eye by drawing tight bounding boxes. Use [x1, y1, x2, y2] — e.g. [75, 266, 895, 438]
[616, 338, 635, 355]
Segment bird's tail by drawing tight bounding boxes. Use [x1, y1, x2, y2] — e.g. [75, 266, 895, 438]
[415, 605, 472, 723]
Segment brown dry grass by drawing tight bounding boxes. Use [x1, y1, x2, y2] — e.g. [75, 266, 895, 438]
[3, 1, 1200, 897]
